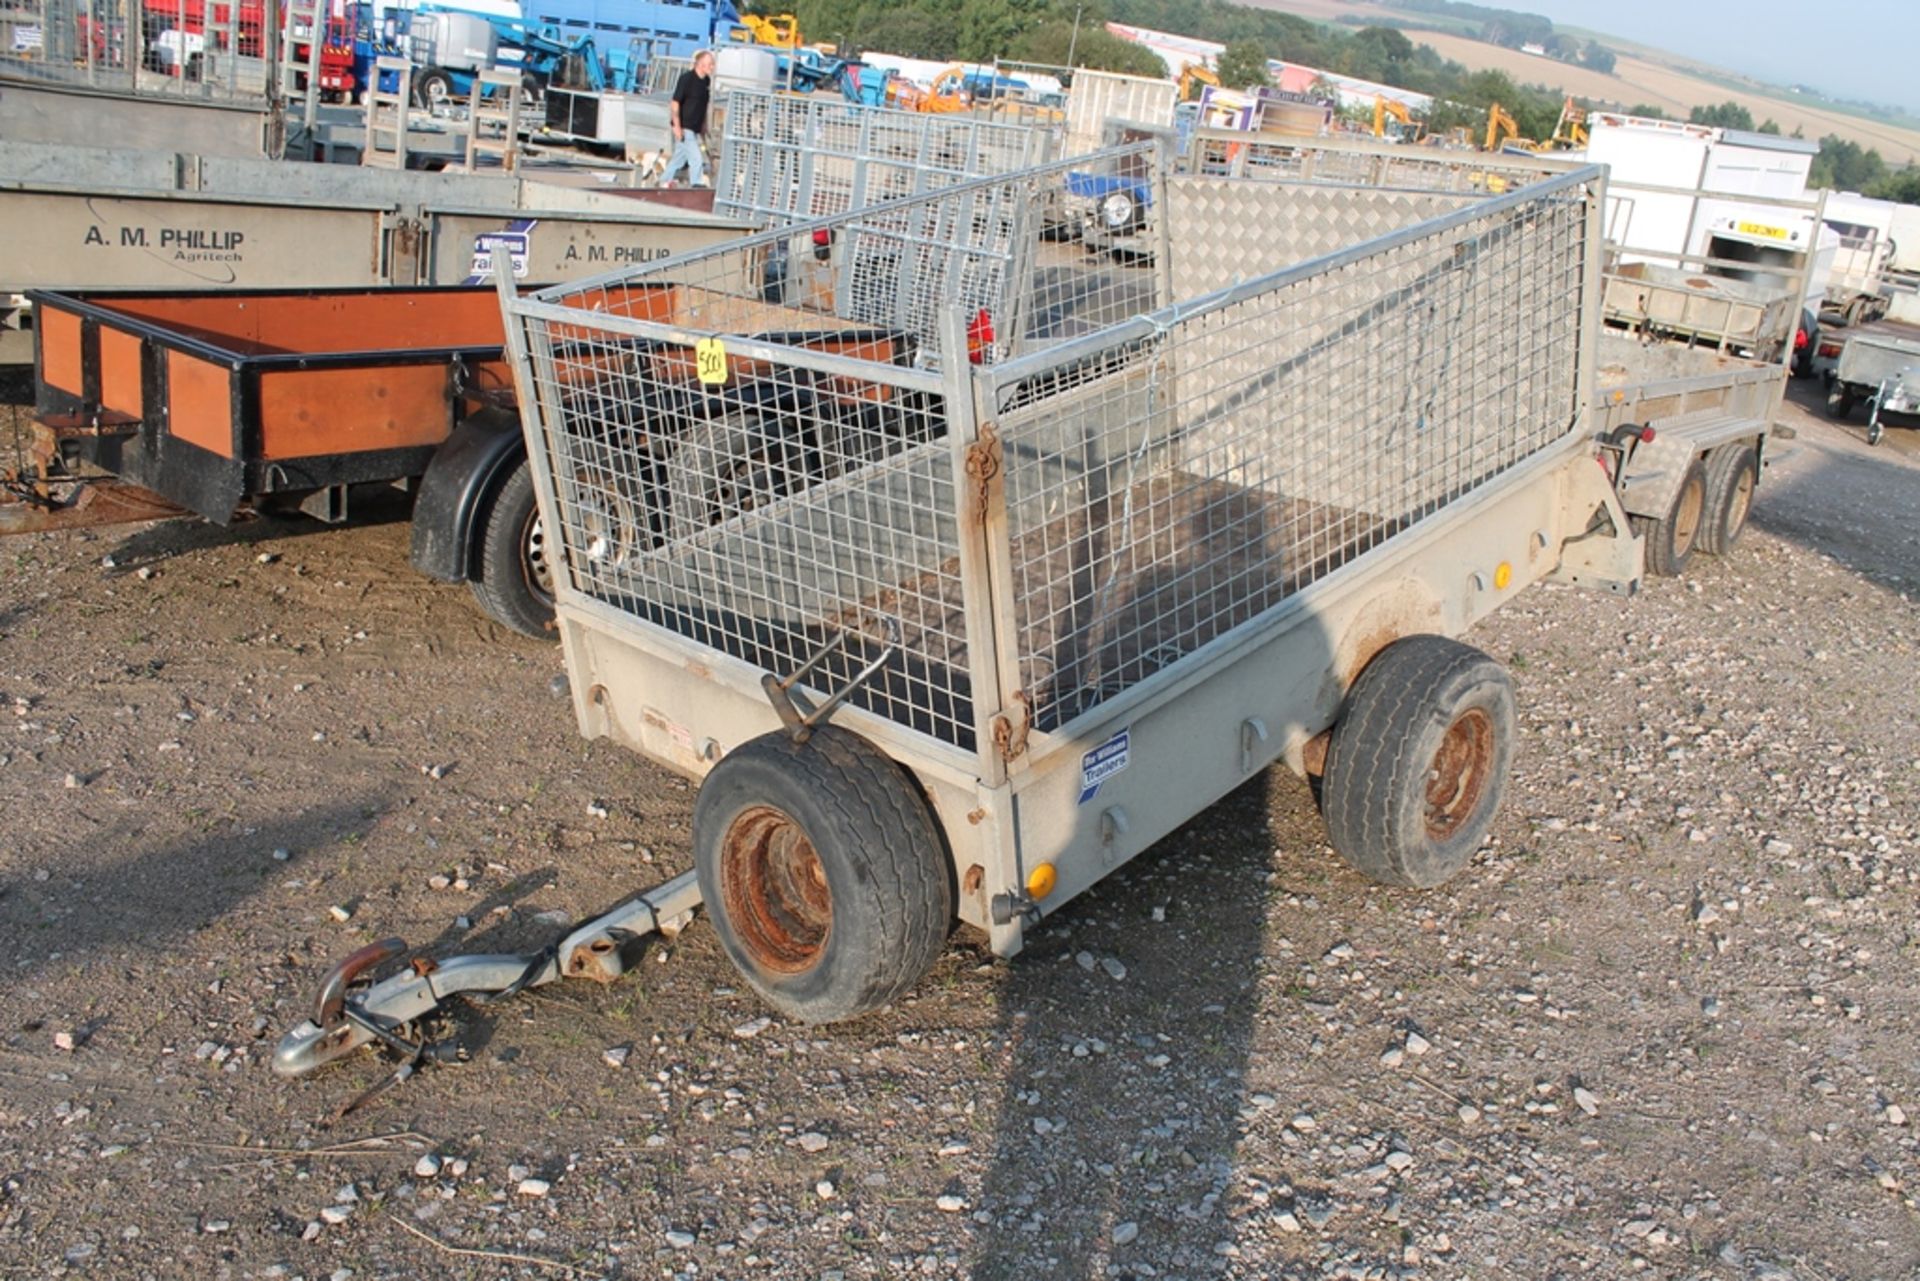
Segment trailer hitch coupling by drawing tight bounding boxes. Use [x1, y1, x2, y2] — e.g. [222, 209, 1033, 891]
[273, 871, 703, 1080]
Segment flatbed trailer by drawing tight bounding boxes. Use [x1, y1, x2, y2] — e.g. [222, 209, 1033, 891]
[19, 285, 631, 634]
[24, 285, 563, 633]
[274, 143, 1802, 1081]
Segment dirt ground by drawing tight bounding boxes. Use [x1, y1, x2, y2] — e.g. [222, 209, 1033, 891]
[2, 368, 1918, 1281]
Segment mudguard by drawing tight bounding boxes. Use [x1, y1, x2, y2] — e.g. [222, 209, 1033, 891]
[409, 407, 526, 583]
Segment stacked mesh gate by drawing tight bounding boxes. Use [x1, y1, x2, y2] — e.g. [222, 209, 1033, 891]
[713, 88, 1058, 229]
[504, 150, 1597, 761]
[1, 0, 270, 100]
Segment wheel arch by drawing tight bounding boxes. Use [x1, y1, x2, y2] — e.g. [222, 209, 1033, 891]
[408, 407, 528, 584]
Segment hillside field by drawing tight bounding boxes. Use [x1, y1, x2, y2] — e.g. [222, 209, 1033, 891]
[1246, 0, 1920, 166]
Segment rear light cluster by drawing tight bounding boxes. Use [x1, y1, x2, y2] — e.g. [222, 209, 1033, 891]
[966, 309, 994, 364]
[1794, 327, 1809, 350]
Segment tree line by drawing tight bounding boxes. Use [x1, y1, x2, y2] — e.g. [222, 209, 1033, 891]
[748, 0, 1919, 203]
[757, 0, 1577, 137]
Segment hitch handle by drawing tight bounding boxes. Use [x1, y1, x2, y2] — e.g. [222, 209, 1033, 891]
[314, 937, 408, 1027]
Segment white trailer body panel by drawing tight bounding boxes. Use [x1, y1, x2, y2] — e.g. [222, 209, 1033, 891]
[1063, 69, 1177, 158]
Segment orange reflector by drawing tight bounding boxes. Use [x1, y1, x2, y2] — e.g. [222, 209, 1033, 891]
[1026, 863, 1058, 899]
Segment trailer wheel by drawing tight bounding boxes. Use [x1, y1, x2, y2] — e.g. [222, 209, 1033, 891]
[1827, 386, 1856, 420]
[1698, 443, 1757, 556]
[694, 727, 952, 1023]
[469, 460, 556, 639]
[1633, 458, 1706, 577]
[1321, 635, 1515, 889]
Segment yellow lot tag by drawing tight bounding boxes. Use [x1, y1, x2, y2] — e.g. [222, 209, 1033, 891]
[696, 337, 729, 385]
[1735, 220, 1788, 241]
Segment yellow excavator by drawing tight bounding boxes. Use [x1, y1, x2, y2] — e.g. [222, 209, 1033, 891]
[1372, 95, 1423, 142]
[1484, 102, 1523, 151]
[734, 12, 801, 49]
[886, 65, 970, 113]
[1178, 62, 1219, 102]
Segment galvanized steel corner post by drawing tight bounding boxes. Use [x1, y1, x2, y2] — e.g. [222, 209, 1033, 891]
[938, 306, 1029, 953]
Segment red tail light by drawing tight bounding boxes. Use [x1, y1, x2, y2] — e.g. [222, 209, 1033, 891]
[1639, 426, 1656, 443]
[811, 228, 831, 246]
[966, 308, 995, 363]
[1794, 327, 1809, 350]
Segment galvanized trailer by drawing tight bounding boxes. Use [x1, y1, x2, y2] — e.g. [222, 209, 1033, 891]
[1588, 181, 1813, 576]
[496, 148, 1639, 1017]
[1826, 331, 1920, 445]
[274, 141, 1816, 1081]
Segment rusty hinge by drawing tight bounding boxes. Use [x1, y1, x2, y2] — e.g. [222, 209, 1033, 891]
[964, 421, 1002, 525]
[990, 688, 1032, 763]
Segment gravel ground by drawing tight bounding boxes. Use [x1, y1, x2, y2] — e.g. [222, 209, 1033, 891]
[1, 374, 1917, 1281]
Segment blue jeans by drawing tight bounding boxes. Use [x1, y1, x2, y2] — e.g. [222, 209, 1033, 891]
[660, 131, 706, 187]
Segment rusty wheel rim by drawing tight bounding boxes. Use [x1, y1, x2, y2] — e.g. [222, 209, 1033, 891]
[720, 805, 831, 975]
[1425, 708, 1495, 841]
[1672, 474, 1705, 558]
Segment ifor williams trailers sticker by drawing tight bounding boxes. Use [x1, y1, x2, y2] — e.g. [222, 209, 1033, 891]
[1078, 728, 1130, 805]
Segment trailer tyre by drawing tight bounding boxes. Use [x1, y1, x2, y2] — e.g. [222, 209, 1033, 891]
[1321, 635, 1515, 889]
[1827, 387, 1856, 420]
[1698, 443, 1758, 556]
[1632, 458, 1707, 577]
[469, 460, 556, 639]
[694, 727, 952, 1023]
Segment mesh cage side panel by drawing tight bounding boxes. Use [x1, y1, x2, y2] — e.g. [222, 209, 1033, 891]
[995, 187, 1590, 732]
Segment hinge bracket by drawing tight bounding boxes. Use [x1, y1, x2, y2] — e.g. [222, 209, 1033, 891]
[990, 688, 1032, 763]
[964, 421, 1002, 526]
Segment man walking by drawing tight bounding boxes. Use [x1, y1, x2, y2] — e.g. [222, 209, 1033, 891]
[662, 50, 715, 188]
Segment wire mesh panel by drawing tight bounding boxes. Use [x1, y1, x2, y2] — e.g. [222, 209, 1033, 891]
[543, 146, 1159, 370]
[2, 0, 270, 101]
[1182, 132, 1570, 195]
[714, 88, 1057, 229]
[984, 172, 1594, 735]
[505, 149, 1167, 754]
[513, 283, 979, 748]
[506, 151, 1596, 761]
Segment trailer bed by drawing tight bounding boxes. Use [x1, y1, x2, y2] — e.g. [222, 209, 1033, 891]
[28, 282, 715, 524]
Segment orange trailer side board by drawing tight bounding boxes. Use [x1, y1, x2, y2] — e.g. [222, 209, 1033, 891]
[166, 351, 235, 457]
[256, 366, 453, 460]
[39, 305, 83, 396]
[99, 326, 146, 419]
[96, 290, 509, 357]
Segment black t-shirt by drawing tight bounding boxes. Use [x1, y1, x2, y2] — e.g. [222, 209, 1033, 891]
[672, 69, 711, 135]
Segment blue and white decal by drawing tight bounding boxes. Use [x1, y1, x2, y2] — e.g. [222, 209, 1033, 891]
[1077, 728, 1131, 805]
[468, 222, 535, 283]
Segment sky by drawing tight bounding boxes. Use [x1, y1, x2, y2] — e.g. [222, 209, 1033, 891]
[1504, 0, 1920, 116]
